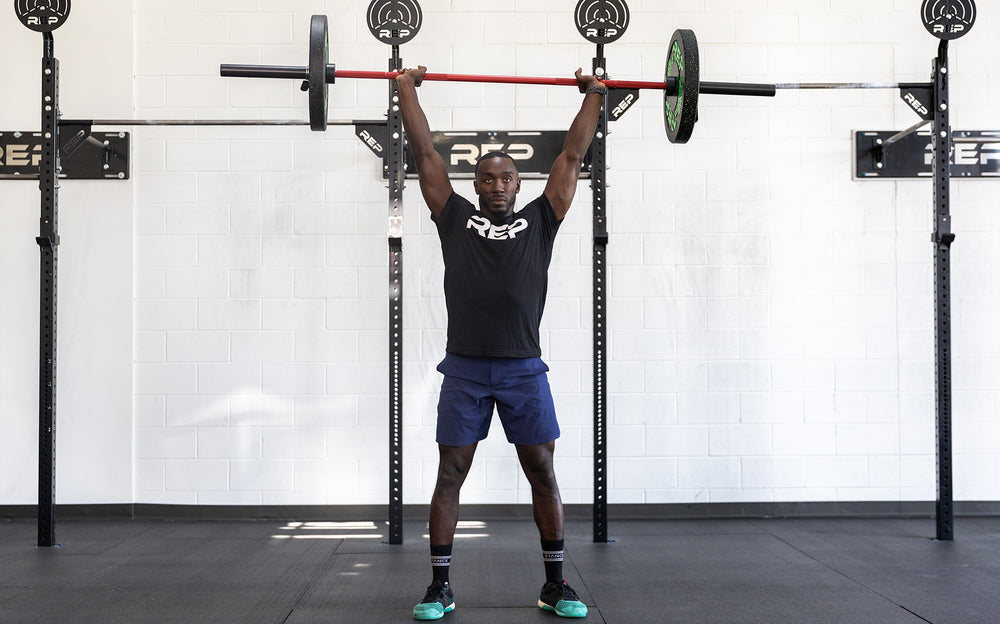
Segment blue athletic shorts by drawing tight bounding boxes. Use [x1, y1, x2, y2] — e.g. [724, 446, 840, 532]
[435, 353, 560, 447]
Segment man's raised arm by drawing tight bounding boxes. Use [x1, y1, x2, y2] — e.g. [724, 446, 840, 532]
[544, 69, 605, 221]
[396, 67, 453, 218]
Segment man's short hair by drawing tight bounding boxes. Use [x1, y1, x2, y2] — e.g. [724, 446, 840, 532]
[475, 151, 518, 177]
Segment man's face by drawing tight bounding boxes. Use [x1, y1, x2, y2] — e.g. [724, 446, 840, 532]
[474, 156, 521, 220]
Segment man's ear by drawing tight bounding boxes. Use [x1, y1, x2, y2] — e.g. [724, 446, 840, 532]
[473, 179, 481, 195]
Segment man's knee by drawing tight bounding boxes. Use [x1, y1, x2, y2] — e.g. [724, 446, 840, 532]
[435, 444, 477, 490]
[436, 464, 467, 491]
[516, 442, 559, 490]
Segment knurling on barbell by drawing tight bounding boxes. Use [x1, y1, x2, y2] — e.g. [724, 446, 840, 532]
[220, 15, 777, 143]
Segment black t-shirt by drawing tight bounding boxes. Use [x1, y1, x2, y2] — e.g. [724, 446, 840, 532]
[432, 191, 561, 358]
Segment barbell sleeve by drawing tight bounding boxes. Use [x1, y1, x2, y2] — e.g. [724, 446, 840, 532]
[221, 64, 336, 82]
[699, 81, 777, 97]
[222, 64, 306, 79]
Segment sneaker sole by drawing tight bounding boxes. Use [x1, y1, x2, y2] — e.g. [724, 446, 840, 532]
[413, 602, 455, 621]
[538, 600, 588, 618]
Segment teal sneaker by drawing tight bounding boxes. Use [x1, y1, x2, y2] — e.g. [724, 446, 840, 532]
[412, 580, 455, 620]
[538, 580, 588, 618]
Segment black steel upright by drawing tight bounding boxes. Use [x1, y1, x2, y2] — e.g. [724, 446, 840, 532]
[387, 47, 405, 546]
[932, 40, 955, 541]
[591, 46, 609, 544]
[37, 32, 61, 548]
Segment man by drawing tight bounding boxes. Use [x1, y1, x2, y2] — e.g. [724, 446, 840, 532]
[395, 65, 605, 621]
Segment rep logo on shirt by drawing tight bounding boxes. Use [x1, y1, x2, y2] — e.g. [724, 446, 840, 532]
[466, 215, 529, 240]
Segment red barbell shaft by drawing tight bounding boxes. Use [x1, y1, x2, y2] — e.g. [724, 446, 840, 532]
[336, 69, 776, 96]
[335, 69, 667, 90]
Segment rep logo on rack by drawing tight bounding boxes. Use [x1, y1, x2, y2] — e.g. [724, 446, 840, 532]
[367, 0, 422, 44]
[921, 0, 976, 40]
[0, 135, 42, 175]
[14, 0, 71, 32]
[574, 0, 629, 44]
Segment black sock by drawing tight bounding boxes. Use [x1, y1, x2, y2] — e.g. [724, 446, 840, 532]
[431, 544, 452, 585]
[541, 539, 564, 583]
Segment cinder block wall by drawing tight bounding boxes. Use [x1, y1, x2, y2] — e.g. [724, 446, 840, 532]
[1, 1, 998, 507]
[1, 1, 134, 504]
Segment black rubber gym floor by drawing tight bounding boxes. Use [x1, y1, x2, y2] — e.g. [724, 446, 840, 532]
[1, 516, 997, 623]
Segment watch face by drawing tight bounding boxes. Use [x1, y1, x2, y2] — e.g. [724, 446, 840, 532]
[14, 0, 71, 32]
[367, 0, 422, 45]
[574, 0, 629, 44]
[921, 0, 976, 40]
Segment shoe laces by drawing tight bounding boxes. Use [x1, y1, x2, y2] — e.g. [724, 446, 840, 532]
[554, 581, 580, 601]
[421, 580, 452, 605]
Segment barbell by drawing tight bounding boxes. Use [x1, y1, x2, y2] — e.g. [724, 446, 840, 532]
[221, 16, 779, 143]
[220, 15, 938, 144]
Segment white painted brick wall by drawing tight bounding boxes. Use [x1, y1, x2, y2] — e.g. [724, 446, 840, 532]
[2, 2, 999, 507]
